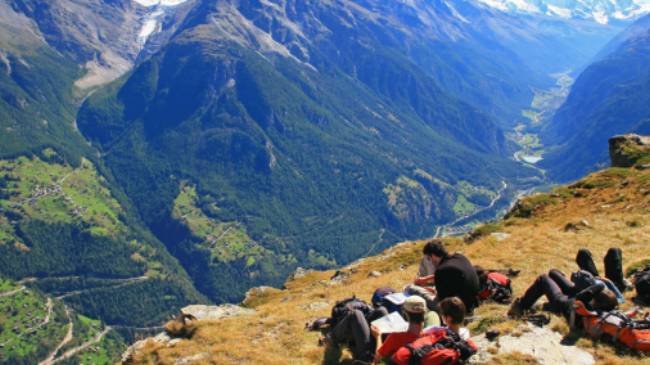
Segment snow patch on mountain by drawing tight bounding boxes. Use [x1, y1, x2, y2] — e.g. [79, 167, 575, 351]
[475, 0, 650, 23]
[134, 0, 189, 6]
[133, 0, 189, 47]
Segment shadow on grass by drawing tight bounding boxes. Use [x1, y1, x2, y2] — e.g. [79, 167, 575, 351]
[321, 345, 350, 365]
[560, 330, 581, 346]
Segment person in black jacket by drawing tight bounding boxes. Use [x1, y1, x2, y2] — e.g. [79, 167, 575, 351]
[423, 241, 480, 313]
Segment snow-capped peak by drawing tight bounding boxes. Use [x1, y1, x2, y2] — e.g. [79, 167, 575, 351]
[475, 0, 650, 24]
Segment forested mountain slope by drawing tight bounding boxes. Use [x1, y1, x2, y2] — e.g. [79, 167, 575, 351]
[0, 1, 205, 329]
[76, 0, 553, 303]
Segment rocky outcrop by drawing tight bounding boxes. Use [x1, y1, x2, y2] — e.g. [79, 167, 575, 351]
[121, 304, 254, 364]
[179, 304, 254, 321]
[609, 134, 650, 168]
[470, 324, 595, 365]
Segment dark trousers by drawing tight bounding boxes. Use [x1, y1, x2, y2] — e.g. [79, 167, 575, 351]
[520, 269, 574, 312]
[576, 249, 599, 277]
[604, 248, 625, 291]
[577, 248, 625, 291]
[331, 308, 386, 361]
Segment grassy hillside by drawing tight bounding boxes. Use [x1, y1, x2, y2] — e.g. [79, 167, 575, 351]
[0, 152, 204, 326]
[124, 156, 650, 365]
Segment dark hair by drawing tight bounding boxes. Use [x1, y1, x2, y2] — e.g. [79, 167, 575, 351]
[439, 297, 465, 325]
[423, 240, 449, 259]
[592, 288, 618, 311]
[475, 266, 488, 287]
[403, 311, 425, 324]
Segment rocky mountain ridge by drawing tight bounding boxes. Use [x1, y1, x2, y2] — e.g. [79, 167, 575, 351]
[476, 0, 650, 23]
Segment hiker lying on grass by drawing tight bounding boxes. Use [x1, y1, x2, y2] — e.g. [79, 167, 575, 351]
[508, 269, 618, 322]
[576, 247, 630, 294]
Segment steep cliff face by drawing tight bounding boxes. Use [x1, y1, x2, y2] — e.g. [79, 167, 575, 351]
[119, 138, 650, 365]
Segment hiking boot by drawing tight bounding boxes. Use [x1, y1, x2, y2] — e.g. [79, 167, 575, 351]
[623, 278, 634, 292]
[508, 298, 525, 318]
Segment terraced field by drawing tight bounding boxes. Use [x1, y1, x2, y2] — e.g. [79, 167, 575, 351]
[172, 183, 269, 264]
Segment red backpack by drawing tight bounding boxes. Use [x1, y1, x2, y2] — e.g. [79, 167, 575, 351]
[477, 272, 512, 304]
[391, 328, 477, 365]
[575, 301, 650, 352]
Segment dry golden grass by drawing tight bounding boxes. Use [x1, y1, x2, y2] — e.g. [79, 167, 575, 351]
[125, 167, 650, 365]
[488, 352, 541, 365]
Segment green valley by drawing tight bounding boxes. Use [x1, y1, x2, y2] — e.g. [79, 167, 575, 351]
[2, 2, 648, 364]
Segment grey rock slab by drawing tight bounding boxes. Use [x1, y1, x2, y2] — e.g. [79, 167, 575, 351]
[490, 232, 511, 241]
[181, 304, 255, 321]
[470, 324, 594, 365]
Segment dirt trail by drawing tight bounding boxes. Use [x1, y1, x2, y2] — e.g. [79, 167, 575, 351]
[0, 286, 25, 297]
[51, 326, 112, 364]
[41, 298, 53, 326]
[39, 307, 73, 365]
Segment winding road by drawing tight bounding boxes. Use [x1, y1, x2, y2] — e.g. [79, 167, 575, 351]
[0, 286, 25, 297]
[51, 326, 112, 364]
[435, 180, 508, 238]
[55, 275, 149, 299]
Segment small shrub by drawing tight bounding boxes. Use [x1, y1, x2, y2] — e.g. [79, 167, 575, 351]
[465, 223, 501, 243]
[626, 259, 650, 277]
[506, 194, 554, 218]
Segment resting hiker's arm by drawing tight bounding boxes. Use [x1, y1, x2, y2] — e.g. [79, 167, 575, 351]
[414, 274, 435, 286]
[575, 282, 605, 304]
[371, 325, 383, 365]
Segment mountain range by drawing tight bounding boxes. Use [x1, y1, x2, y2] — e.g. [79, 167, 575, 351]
[477, 0, 650, 23]
[2, 1, 650, 363]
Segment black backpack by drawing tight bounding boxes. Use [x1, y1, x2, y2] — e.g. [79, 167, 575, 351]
[635, 266, 650, 303]
[330, 297, 372, 326]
